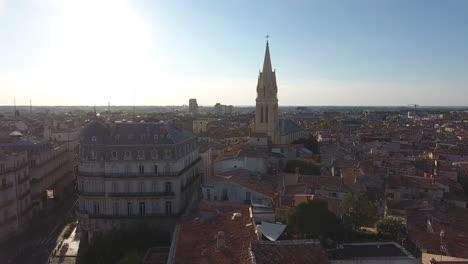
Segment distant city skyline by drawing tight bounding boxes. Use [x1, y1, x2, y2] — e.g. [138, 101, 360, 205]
[1, 0, 467, 106]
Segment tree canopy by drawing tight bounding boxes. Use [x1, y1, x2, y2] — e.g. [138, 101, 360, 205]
[286, 200, 343, 239]
[340, 193, 377, 231]
[285, 158, 320, 175]
[318, 120, 330, 129]
[77, 224, 170, 264]
[292, 135, 320, 154]
[375, 216, 407, 241]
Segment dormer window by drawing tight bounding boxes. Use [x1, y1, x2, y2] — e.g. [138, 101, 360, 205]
[91, 136, 97, 142]
[111, 151, 118, 160]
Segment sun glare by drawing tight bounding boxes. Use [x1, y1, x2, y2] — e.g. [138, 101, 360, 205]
[45, 0, 160, 103]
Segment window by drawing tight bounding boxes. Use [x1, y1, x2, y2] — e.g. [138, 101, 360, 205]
[153, 165, 158, 175]
[126, 182, 132, 192]
[111, 151, 118, 160]
[138, 150, 144, 160]
[124, 151, 131, 160]
[115, 134, 120, 140]
[127, 202, 132, 216]
[112, 182, 119, 192]
[139, 181, 145, 192]
[152, 201, 158, 214]
[332, 192, 337, 198]
[91, 136, 97, 142]
[165, 182, 172, 193]
[93, 202, 100, 215]
[207, 189, 211, 200]
[139, 165, 145, 174]
[164, 164, 171, 174]
[128, 134, 134, 140]
[139, 202, 146, 216]
[124, 165, 129, 175]
[154, 134, 158, 140]
[112, 201, 119, 215]
[245, 191, 251, 201]
[222, 189, 228, 201]
[90, 151, 97, 160]
[165, 201, 172, 215]
[2, 178, 7, 187]
[165, 149, 172, 160]
[152, 182, 158, 192]
[151, 150, 158, 160]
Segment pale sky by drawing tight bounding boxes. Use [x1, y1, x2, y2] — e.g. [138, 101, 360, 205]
[1, 0, 467, 106]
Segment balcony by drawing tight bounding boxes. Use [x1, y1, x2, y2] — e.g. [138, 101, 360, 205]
[75, 209, 175, 219]
[77, 191, 105, 197]
[0, 162, 28, 175]
[0, 199, 15, 209]
[108, 191, 175, 197]
[77, 157, 201, 178]
[0, 183, 14, 191]
[77, 190, 175, 197]
[17, 175, 30, 184]
[18, 190, 31, 200]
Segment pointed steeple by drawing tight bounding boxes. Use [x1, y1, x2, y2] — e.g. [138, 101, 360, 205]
[262, 41, 273, 73]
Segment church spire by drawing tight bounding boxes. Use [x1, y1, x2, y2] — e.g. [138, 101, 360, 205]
[262, 40, 273, 74]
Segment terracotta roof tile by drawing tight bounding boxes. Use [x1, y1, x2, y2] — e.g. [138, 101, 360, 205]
[251, 240, 329, 264]
[173, 208, 256, 264]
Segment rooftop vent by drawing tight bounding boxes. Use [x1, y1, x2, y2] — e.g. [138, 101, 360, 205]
[232, 212, 242, 220]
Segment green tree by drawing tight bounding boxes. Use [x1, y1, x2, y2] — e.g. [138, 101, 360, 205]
[318, 120, 330, 129]
[286, 200, 343, 239]
[340, 193, 377, 231]
[375, 216, 407, 241]
[285, 158, 320, 175]
[292, 135, 320, 154]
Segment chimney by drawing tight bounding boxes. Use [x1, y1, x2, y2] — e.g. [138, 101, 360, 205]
[216, 231, 225, 251]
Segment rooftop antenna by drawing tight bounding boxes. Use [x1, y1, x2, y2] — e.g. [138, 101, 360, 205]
[30, 99, 32, 114]
[13, 98, 17, 120]
[132, 88, 136, 119]
[108, 101, 111, 113]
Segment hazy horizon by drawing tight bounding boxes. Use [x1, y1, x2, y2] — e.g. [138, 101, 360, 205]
[1, 0, 467, 106]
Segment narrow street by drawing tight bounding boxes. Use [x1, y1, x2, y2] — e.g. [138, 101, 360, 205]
[0, 197, 78, 264]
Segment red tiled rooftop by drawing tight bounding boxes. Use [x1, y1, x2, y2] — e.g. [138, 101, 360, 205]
[251, 240, 329, 264]
[208, 169, 277, 198]
[172, 208, 256, 264]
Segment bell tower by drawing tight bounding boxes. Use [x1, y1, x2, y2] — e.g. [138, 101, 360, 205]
[254, 40, 279, 141]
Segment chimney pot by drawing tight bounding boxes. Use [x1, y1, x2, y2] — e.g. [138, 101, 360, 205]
[216, 231, 226, 251]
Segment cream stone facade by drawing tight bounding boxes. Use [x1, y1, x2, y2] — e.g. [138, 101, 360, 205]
[76, 121, 201, 242]
[0, 150, 32, 241]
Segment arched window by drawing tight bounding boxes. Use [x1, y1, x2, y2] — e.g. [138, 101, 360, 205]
[265, 105, 269, 123]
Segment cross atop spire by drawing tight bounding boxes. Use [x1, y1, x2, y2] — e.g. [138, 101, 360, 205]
[265, 33, 270, 43]
[262, 38, 273, 74]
